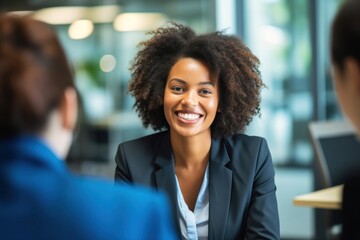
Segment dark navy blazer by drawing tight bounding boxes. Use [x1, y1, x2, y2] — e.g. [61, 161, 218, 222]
[115, 131, 280, 240]
[0, 136, 177, 240]
[342, 174, 360, 240]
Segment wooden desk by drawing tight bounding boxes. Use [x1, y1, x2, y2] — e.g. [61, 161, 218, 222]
[293, 185, 343, 210]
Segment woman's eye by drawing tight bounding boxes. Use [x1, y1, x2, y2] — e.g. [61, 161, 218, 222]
[199, 89, 212, 95]
[171, 86, 184, 92]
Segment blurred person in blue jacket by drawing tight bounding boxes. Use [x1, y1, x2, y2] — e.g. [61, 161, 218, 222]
[0, 13, 177, 240]
[331, 0, 360, 239]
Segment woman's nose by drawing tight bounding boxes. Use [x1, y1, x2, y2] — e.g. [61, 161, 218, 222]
[181, 91, 198, 106]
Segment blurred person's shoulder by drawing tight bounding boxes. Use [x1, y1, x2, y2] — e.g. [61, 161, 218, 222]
[68, 172, 170, 208]
[62, 173, 176, 239]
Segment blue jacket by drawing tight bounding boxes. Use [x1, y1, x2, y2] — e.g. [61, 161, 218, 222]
[115, 131, 280, 240]
[0, 136, 177, 240]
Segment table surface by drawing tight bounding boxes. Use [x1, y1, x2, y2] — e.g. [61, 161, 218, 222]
[293, 184, 343, 210]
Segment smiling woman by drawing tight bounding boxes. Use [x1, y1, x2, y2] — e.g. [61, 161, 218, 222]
[115, 22, 280, 240]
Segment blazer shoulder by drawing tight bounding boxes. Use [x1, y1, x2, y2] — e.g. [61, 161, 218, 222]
[221, 134, 271, 167]
[224, 133, 268, 149]
[116, 131, 169, 168]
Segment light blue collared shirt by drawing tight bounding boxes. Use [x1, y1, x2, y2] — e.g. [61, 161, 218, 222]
[175, 164, 209, 240]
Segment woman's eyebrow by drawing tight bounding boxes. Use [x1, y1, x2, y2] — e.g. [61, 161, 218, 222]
[168, 78, 186, 84]
[198, 81, 214, 86]
[168, 78, 215, 87]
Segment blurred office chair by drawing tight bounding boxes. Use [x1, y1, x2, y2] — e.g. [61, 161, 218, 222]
[309, 120, 360, 240]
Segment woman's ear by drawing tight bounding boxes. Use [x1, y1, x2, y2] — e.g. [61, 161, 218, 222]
[60, 87, 78, 132]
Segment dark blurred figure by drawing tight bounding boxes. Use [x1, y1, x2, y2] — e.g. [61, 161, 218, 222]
[331, 0, 360, 239]
[0, 13, 177, 240]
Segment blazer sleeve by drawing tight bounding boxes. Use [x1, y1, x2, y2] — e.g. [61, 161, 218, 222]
[114, 143, 131, 182]
[246, 138, 280, 240]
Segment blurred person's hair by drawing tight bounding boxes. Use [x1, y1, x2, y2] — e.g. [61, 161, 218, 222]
[331, 0, 360, 72]
[0, 14, 74, 137]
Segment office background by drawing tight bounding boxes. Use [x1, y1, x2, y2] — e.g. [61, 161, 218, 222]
[1, 0, 343, 239]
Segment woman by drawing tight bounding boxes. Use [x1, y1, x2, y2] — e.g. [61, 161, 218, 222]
[331, 0, 360, 239]
[115, 23, 280, 239]
[0, 14, 176, 240]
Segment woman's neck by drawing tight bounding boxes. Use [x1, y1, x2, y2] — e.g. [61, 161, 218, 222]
[170, 130, 212, 169]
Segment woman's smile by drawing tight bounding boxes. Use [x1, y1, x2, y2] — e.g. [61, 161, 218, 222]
[175, 110, 203, 123]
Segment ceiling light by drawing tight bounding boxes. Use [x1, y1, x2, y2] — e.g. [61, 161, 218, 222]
[32, 5, 120, 25]
[113, 13, 167, 32]
[68, 19, 94, 39]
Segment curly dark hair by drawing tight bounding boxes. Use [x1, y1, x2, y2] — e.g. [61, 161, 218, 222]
[129, 22, 264, 137]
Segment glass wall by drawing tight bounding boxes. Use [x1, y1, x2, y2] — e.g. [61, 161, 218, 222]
[244, 0, 312, 167]
[322, 0, 344, 120]
[243, 0, 342, 168]
[241, 0, 342, 239]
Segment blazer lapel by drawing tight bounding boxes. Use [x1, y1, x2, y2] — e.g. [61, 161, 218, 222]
[209, 138, 232, 240]
[153, 132, 181, 235]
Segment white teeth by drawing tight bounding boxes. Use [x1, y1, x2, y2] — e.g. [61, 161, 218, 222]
[178, 112, 200, 120]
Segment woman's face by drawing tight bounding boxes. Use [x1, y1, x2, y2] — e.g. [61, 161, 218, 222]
[332, 59, 360, 134]
[164, 58, 220, 138]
